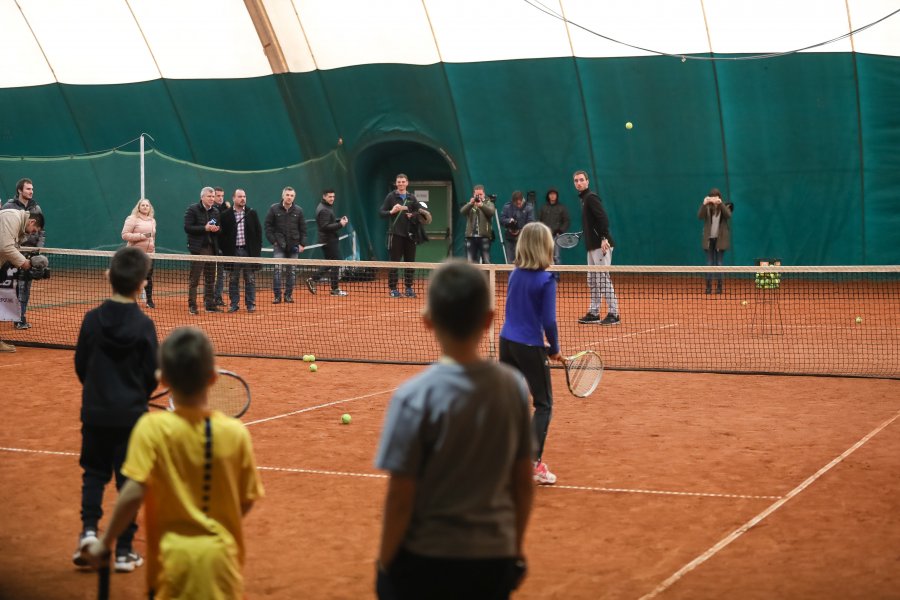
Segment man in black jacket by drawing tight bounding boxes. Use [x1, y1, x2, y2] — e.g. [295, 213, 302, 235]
[306, 189, 349, 296]
[573, 171, 620, 325]
[183, 186, 221, 314]
[218, 189, 263, 312]
[264, 186, 307, 304]
[2, 177, 45, 330]
[538, 188, 570, 266]
[380, 174, 430, 298]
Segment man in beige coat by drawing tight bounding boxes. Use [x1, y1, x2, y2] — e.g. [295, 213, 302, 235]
[0, 209, 44, 351]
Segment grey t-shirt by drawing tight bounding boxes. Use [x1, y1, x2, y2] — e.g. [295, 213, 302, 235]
[375, 360, 533, 559]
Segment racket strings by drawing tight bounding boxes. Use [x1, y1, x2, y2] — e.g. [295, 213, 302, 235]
[209, 375, 250, 417]
[568, 353, 603, 397]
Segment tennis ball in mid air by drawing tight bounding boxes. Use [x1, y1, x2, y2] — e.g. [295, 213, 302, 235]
[341, 413, 351, 425]
[309, 363, 318, 372]
[741, 300, 748, 306]
[625, 122, 633, 130]
[855, 316, 863, 324]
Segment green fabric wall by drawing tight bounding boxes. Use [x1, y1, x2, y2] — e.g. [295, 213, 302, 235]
[1, 54, 897, 264]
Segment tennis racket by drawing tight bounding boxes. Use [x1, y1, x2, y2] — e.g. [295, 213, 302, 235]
[555, 232, 582, 248]
[149, 369, 251, 418]
[563, 351, 603, 397]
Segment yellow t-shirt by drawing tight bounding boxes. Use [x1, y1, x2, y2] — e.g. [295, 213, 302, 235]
[122, 407, 264, 600]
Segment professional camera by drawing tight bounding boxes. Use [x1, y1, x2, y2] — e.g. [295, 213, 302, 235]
[487, 194, 497, 201]
[16, 254, 50, 281]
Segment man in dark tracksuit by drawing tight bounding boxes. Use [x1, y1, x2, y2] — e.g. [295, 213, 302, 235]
[307, 189, 349, 296]
[264, 186, 307, 303]
[380, 174, 429, 298]
[2, 177, 45, 329]
[184, 186, 221, 314]
[574, 170, 620, 325]
[538, 188, 570, 265]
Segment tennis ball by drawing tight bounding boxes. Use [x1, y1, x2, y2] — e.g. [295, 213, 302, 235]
[855, 316, 863, 324]
[302, 354, 311, 362]
[741, 300, 748, 306]
[309, 364, 318, 372]
[309, 354, 316, 362]
[625, 122, 633, 130]
[341, 413, 351, 425]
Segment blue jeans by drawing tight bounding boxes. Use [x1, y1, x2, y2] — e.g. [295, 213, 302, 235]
[228, 247, 257, 309]
[17, 278, 31, 323]
[273, 245, 298, 299]
[465, 237, 491, 264]
[706, 238, 725, 290]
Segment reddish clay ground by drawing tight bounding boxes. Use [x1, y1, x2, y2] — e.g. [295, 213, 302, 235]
[0, 347, 898, 599]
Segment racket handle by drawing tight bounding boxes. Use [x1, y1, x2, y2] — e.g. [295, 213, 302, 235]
[97, 566, 110, 600]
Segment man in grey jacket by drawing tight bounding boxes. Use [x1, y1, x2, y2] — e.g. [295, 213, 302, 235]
[264, 187, 306, 303]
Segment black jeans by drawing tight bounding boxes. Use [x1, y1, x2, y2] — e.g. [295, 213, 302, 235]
[188, 246, 216, 309]
[499, 337, 552, 462]
[312, 239, 341, 290]
[388, 234, 416, 290]
[705, 238, 725, 290]
[466, 237, 492, 264]
[79, 424, 138, 553]
[378, 548, 520, 600]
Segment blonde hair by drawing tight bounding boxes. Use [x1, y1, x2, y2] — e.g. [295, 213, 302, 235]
[130, 198, 155, 219]
[515, 222, 554, 270]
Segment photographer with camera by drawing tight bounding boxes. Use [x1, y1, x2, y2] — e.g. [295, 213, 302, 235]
[183, 186, 221, 314]
[0, 208, 45, 352]
[3, 178, 45, 330]
[380, 174, 430, 298]
[499, 191, 534, 264]
[460, 184, 496, 264]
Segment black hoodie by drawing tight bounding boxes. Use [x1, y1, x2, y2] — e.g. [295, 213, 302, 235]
[74, 300, 159, 427]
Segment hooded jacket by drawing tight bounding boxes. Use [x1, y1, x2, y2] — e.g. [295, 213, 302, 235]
[74, 300, 159, 427]
[538, 190, 571, 236]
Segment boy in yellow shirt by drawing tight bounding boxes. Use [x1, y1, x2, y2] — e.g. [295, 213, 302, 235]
[82, 327, 264, 599]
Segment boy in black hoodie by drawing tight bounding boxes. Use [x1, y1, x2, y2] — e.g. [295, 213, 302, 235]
[72, 246, 158, 573]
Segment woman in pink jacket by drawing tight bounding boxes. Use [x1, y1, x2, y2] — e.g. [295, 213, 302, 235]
[121, 198, 157, 308]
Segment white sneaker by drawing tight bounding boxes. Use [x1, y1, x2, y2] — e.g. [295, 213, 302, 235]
[115, 551, 144, 573]
[72, 530, 98, 567]
[533, 461, 557, 485]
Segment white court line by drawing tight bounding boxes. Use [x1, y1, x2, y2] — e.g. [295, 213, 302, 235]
[0, 446, 77, 457]
[243, 387, 397, 426]
[551, 484, 779, 501]
[586, 323, 678, 349]
[0, 361, 50, 369]
[639, 406, 900, 600]
[259, 465, 387, 480]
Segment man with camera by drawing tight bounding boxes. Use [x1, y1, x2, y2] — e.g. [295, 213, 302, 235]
[183, 186, 221, 314]
[460, 184, 495, 264]
[380, 173, 430, 298]
[3, 178, 45, 330]
[0, 208, 45, 352]
[499, 191, 534, 264]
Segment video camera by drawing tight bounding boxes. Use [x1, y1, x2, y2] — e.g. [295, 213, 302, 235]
[16, 253, 50, 281]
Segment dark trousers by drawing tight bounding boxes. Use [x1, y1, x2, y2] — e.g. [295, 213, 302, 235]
[79, 424, 138, 554]
[312, 239, 341, 290]
[466, 237, 492, 264]
[388, 234, 416, 290]
[188, 246, 216, 309]
[705, 238, 725, 291]
[144, 264, 154, 303]
[214, 260, 225, 303]
[17, 278, 31, 323]
[228, 247, 257, 308]
[499, 337, 552, 461]
[378, 548, 520, 600]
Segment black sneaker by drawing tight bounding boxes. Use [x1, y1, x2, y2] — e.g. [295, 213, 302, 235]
[578, 313, 600, 324]
[227, 306, 239, 313]
[205, 306, 223, 313]
[273, 297, 282, 304]
[247, 306, 256, 313]
[189, 307, 198, 315]
[14, 321, 31, 330]
[306, 278, 317, 295]
[284, 296, 294, 304]
[114, 551, 144, 573]
[600, 313, 621, 326]
[330, 289, 348, 297]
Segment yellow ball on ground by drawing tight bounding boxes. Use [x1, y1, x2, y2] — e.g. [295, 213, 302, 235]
[302, 354, 311, 362]
[855, 316, 863, 324]
[309, 354, 315, 362]
[625, 122, 633, 130]
[341, 413, 351, 425]
[309, 363, 318, 372]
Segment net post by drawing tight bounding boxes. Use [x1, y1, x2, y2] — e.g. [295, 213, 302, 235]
[488, 266, 497, 359]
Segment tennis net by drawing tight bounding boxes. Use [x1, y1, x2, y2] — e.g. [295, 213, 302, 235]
[3, 249, 898, 379]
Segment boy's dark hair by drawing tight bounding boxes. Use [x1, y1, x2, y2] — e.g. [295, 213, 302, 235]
[160, 327, 215, 396]
[427, 261, 490, 340]
[28, 210, 44, 229]
[322, 188, 335, 195]
[109, 246, 150, 296]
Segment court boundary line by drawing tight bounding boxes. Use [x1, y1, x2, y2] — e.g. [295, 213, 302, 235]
[0, 446, 782, 500]
[639, 406, 900, 599]
[242, 387, 398, 426]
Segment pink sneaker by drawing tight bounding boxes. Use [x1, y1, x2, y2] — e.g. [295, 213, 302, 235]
[533, 461, 557, 485]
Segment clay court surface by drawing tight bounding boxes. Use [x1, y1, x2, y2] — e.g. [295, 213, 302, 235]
[1, 347, 899, 599]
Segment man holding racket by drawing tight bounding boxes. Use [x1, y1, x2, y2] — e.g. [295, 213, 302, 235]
[574, 171, 620, 325]
[81, 327, 264, 599]
[72, 246, 158, 573]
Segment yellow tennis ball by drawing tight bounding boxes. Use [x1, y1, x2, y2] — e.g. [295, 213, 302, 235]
[309, 364, 318, 372]
[341, 413, 351, 425]
[302, 354, 311, 362]
[741, 300, 748, 306]
[309, 354, 316, 362]
[625, 122, 633, 130]
[855, 316, 863, 324]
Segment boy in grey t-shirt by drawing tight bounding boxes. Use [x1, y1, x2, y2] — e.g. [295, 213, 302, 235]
[375, 261, 535, 600]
